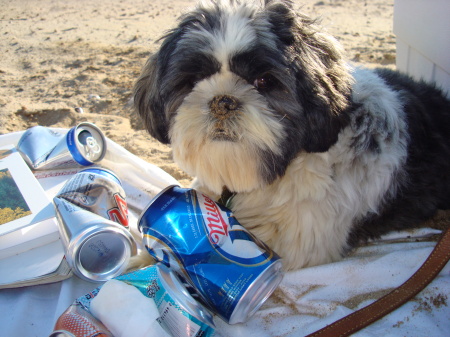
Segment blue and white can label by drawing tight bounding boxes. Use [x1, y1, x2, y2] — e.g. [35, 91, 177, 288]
[138, 185, 284, 324]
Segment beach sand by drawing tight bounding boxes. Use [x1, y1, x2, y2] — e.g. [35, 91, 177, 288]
[1, 0, 448, 228]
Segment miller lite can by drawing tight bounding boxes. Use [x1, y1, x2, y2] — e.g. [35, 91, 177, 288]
[138, 185, 284, 324]
[56, 168, 129, 228]
[18, 123, 106, 170]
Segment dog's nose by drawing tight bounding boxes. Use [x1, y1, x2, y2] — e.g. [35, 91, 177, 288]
[209, 95, 241, 119]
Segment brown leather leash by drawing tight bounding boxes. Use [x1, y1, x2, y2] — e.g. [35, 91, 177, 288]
[306, 227, 450, 337]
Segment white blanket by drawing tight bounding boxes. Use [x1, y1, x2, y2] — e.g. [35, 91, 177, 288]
[0, 129, 448, 337]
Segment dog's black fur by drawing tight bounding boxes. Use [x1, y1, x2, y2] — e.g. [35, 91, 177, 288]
[349, 68, 450, 245]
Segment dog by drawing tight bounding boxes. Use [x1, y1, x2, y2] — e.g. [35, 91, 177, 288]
[133, 0, 450, 270]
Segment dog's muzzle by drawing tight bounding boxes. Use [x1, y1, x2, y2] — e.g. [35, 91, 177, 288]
[208, 95, 242, 141]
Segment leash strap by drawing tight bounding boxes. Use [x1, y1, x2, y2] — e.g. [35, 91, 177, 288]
[306, 227, 450, 337]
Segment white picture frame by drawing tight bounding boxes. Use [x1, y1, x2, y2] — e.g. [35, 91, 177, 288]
[0, 145, 54, 236]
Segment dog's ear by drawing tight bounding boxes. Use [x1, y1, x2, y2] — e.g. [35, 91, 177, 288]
[265, 0, 353, 153]
[133, 8, 219, 145]
[133, 52, 171, 144]
[134, 18, 191, 145]
[263, 0, 296, 46]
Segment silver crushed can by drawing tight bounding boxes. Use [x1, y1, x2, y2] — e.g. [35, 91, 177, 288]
[114, 263, 215, 337]
[56, 168, 129, 228]
[17, 123, 106, 170]
[53, 197, 136, 282]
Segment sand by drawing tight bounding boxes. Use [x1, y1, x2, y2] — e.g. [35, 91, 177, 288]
[0, 0, 448, 229]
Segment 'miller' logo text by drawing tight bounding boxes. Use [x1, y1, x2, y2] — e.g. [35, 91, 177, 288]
[199, 193, 228, 245]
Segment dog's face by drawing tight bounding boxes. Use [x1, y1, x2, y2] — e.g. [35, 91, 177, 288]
[134, 0, 353, 195]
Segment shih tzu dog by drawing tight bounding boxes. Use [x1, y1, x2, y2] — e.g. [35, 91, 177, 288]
[133, 0, 450, 270]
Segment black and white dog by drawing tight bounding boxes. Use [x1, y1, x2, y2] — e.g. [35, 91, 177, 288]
[134, 0, 450, 270]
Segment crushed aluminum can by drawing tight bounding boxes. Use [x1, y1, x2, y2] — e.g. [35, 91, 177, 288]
[49, 303, 113, 337]
[73, 264, 215, 337]
[138, 185, 284, 324]
[56, 168, 129, 228]
[114, 263, 215, 337]
[17, 123, 106, 170]
[53, 197, 136, 282]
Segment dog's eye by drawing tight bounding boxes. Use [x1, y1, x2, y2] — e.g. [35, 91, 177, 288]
[253, 74, 276, 91]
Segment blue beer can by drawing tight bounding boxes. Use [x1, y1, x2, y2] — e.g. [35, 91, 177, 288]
[138, 185, 284, 324]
